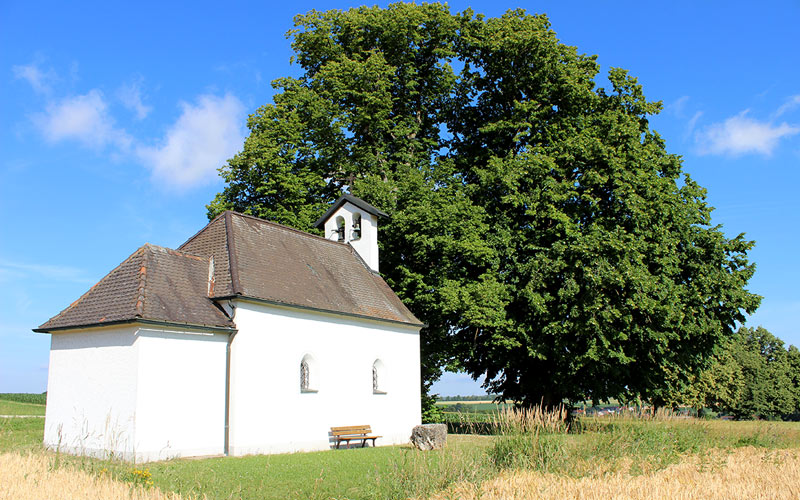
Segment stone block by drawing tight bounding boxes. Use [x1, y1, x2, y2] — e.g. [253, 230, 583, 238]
[410, 423, 447, 450]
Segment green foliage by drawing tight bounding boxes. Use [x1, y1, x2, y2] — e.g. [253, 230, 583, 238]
[652, 326, 800, 421]
[421, 393, 445, 423]
[210, 3, 761, 407]
[0, 392, 47, 405]
[723, 327, 798, 420]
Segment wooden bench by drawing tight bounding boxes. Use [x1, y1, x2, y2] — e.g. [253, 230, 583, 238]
[330, 425, 381, 449]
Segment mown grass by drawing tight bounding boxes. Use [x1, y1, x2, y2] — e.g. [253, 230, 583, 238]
[0, 399, 47, 416]
[141, 435, 492, 500]
[3, 401, 800, 500]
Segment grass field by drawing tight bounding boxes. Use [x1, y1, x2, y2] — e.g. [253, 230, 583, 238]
[430, 447, 800, 500]
[0, 399, 46, 417]
[2, 397, 800, 499]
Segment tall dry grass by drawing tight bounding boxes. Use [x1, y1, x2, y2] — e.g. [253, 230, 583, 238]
[491, 405, 569, 435]
[429, 446, 800, 500]
[0, 452, 197, 500]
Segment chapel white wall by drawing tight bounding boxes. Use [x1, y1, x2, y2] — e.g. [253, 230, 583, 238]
[44, 326, 140, 460]
[228, 300, 421, 456]
[133, 327, 228, 461]
[322, 203, 380, 273]
[43, 324, 228, 462]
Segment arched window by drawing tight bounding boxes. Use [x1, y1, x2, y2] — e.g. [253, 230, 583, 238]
[372, 359, 387, 394]
[300, 354, 318, 393]
[351, 213, 362, 240]
[300, 360, 310, 391]
[335, 216, 346, 242]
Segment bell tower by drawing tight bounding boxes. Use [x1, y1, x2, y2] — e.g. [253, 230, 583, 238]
[314, 194, 388, 273]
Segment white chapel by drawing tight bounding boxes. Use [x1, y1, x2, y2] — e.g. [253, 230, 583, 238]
[35, 195, 423, 461]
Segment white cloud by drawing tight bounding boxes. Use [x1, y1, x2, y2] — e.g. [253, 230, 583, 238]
[685, 111, 703, 137]
[774, 95, 800, 118]
[34, 90, 132, 150]
[695, 110, 800, 157]
[12, 62, 53, 95]
[0, 258, 90, 284]
[666, 95, 690, 117]
[117, 79, 152, 120]
[136, 94, 245, 188]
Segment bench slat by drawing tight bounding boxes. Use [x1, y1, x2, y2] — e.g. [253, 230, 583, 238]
[331, 425, 372, 432]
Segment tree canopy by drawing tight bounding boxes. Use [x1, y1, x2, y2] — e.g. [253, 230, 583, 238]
[209, 3, 761, 408]
[678, 326, 800, 420]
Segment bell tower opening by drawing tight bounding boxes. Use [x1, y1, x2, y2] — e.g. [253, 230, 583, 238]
[314, 194, 388, 273]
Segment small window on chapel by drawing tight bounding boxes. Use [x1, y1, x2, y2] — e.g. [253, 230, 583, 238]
[300, 360, 310, 390]
[300, 354, 318, 393]
[336, 216, 346, 242]
[372, 359, 387, 394]
[352, 213, 362, 240]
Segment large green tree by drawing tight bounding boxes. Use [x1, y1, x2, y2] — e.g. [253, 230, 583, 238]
[209, 3, 761, 407]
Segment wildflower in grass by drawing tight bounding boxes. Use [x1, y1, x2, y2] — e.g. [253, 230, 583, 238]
[128, 467, 154, 488]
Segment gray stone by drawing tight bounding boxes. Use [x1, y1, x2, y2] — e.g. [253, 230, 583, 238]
[410, 423, 447, 450]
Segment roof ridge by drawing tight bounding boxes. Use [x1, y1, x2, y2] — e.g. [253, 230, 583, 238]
[177, 213, 227, 251]
[143, 242, 207, 262]
[38, 246, 148, 328]
[224, 212, 242, 295]
[225, 210, 348, 248]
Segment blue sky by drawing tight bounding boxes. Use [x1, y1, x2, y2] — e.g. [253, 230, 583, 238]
[2, 1, 799, 396]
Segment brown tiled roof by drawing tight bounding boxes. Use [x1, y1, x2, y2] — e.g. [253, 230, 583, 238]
[179, 215, 235, 297]
[179, 211, 422, 326]
[36, 244, 234, 332]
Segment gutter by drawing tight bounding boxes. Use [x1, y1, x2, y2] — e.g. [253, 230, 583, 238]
[33, 318, 237, 334]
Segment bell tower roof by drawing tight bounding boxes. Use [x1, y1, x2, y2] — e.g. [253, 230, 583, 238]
[313, 194, 389, 229]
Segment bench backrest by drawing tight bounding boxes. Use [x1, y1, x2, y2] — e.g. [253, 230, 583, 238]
[331, 425, 372, 436]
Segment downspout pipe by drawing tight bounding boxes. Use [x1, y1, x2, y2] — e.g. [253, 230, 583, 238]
[224, 329, 237, 456]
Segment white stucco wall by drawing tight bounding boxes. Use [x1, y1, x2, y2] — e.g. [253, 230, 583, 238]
[134, 327, 228, 461]
[44, 325, 140, 460]
[228, 299, 421, 456]
[322, 203, 380, 272]
[43, 324, 229, 462]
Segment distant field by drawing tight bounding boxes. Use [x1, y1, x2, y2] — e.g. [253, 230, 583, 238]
[0, 399, 46, 416]
[0, 393, 46, 405]
[437, 400, 497, 406]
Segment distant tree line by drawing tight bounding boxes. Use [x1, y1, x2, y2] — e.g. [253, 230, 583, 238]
[0, 392, 47, 405]
[438, 395, 498, 402]
[675, 326, 800, 421]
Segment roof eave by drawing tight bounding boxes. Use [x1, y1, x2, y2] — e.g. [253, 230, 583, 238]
[33, 318, 237, 334]
[214, 293, 425, 329]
